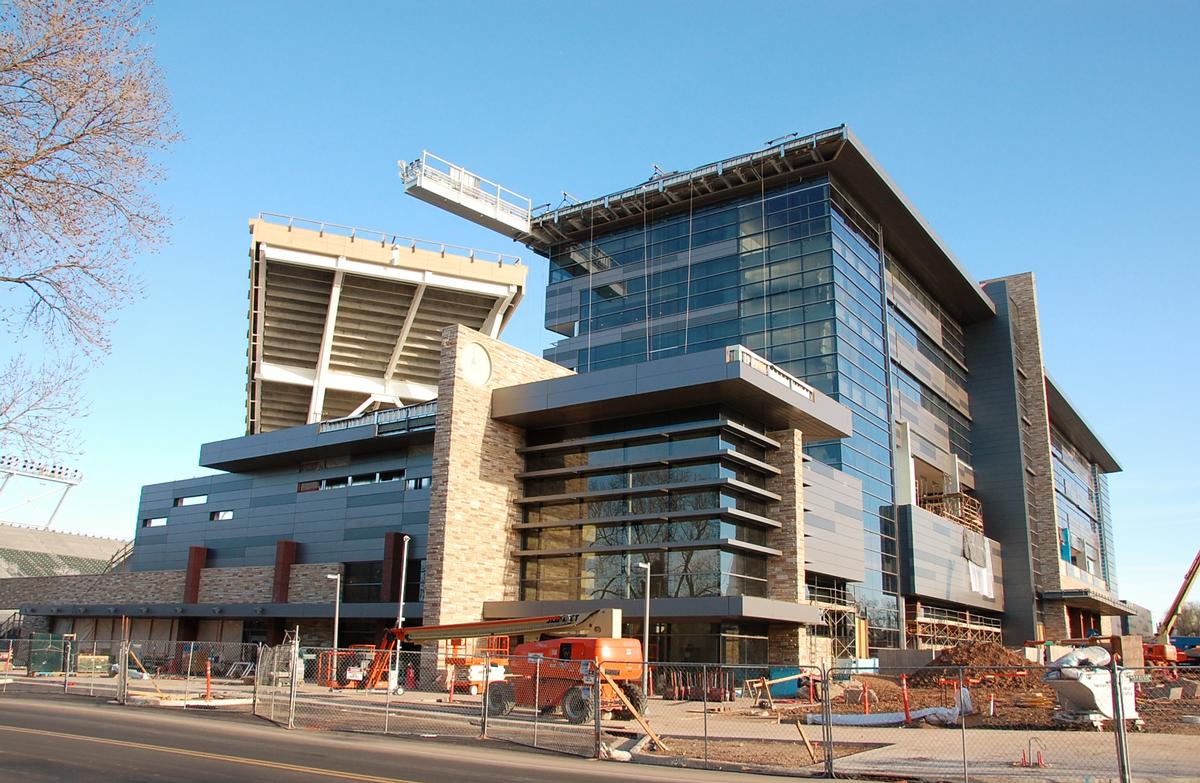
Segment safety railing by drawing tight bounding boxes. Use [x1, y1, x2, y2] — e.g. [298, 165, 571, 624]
[915, 604, 1002, 629]
[399, 151, 532, 225]
[257, 211, 521, 265]
[318, 401, 438, 433]
[726, 344, 816, 401]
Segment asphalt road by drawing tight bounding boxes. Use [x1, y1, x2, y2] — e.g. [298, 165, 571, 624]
[0, 694, 803, 783]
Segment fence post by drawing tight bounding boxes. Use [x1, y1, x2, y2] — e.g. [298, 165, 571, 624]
[62, 638, 71, 693]
[384, 649, 394, 735]
[593, 657, 603, 758]
[183, 643, 193, 708]
[88, 640, 97, 697]
[701, 663, 709, 770]
[286, 636, 299, 729]
[1110, 657, 1132, 783]
[822, 665, 834, 779]
[251, 644, 261, 715]
[479, 651, 490, 739]
[117, 640, 129, 705]
[958, 667, 969, 783]
[268, 647, 277, 722]
[532, 655, 541, 749]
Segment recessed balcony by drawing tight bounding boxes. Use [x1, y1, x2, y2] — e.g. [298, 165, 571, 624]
[918, 491, 983, 533]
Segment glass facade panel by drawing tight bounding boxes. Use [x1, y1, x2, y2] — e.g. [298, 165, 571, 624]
[541, 176, 909, 650]
[1052, 426, 1112, 584]
[520, 412, 776, 604]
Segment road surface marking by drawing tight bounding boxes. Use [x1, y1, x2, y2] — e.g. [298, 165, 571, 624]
[0, 725, 421, 782]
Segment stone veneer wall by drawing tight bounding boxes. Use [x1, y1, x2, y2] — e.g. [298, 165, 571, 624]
[0, 570, 186, 606]
[287, 563, 343, 603]
[1003, 273, 1065, 638]
[198, 566, 273, 603]
[764, 429, 811, 664]
[422, 325, 573, 629]
[0, 562, 342, 608]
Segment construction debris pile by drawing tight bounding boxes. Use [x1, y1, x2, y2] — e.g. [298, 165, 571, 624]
[909, 641, 1038, 688]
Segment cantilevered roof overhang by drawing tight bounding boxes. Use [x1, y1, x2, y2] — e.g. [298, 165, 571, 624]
[1041, 588, 1134, 616]
[1045, 375, 1121, 473]
[247, 214, 526, 434]
[491, 345, 853, 439]
[483, 596, 826, 626]
[523, 125, 995, 325]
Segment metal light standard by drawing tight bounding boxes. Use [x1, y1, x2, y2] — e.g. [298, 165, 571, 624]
[326, 573, 342, 652]
[636, 561, 651, 697]
[392, 534, 411, 692]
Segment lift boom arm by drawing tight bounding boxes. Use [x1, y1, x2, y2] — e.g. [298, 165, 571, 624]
[1157, 548, 1200, 642]
[389, 611, 602, 645]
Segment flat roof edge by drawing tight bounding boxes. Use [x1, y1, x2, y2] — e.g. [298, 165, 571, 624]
[1044, 374, 1121, 473]
[526, 125, 994, 323]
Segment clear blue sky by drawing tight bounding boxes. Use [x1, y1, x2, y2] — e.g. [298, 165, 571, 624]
[5, 2, 1197, 620]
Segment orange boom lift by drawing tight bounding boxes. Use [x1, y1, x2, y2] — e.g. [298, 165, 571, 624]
[320, 611, 646, 724]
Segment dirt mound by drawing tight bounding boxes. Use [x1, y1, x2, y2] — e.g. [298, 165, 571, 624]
[909, 642, 1039, 688]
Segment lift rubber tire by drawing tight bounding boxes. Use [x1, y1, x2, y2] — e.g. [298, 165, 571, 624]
[617, 682, 648, 720]
[561, 685, 594, 725]
[486, 681, 516, 717]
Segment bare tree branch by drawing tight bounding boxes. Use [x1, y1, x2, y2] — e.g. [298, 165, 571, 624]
[0, 356, 81, 458]
[0, 0, 178, 457]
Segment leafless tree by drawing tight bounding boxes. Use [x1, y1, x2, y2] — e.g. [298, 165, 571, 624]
[0, 356, 79, 456]
[0, 0, 177, 457]
[1173, 601, 1200, 638]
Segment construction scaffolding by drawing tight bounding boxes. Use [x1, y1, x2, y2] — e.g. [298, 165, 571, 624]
[906, 602, 1003, 649]
[918, 492, 984, 533]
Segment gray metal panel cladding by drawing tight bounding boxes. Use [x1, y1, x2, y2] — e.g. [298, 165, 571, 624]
[129, 446, 430, 571]
[803, 461, 866, 582]
[966, 279, 1038, 643]
[898, 504, 1004, 611]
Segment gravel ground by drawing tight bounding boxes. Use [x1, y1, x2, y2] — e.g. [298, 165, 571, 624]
[645, 736, 883, 768]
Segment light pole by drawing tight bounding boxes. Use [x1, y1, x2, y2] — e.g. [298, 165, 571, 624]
[636, 561, 651, 697]
[392, 534, 411, 691]
[326, 573, 342, 652]
[394, 534, 411, 630]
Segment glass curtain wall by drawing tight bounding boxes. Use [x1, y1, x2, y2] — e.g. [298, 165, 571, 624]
[543, 173, 902, 651]
[518, 411, 778, 606]
[1052, 427, 1109, 584]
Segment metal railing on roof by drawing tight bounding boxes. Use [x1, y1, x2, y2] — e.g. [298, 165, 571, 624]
[725, 345, 816, 401]
[399, 151, 532, 225]
[318, 402, 438, 434]
[532, 126, 846, 221]
[256, 212, 521, 265]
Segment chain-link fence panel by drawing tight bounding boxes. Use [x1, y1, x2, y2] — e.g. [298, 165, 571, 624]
[253, 642, 297, 725]
[1122, 665, 1198, 782]
[959, 663, 1128, 780]
[289, 645, 483, 740]
[480, 651, 597, 757]
[0, 637, 120, 699]
[383, 648, 485, 740]
[624, 662, 828, 775]
[821, 664, 968, 781]
[119, 640, 258, 709]
[817, 662, 1141, 782]
[0, 638, 258, 709]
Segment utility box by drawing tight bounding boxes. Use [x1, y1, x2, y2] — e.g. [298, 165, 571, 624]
[76, 655, 111, 675]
